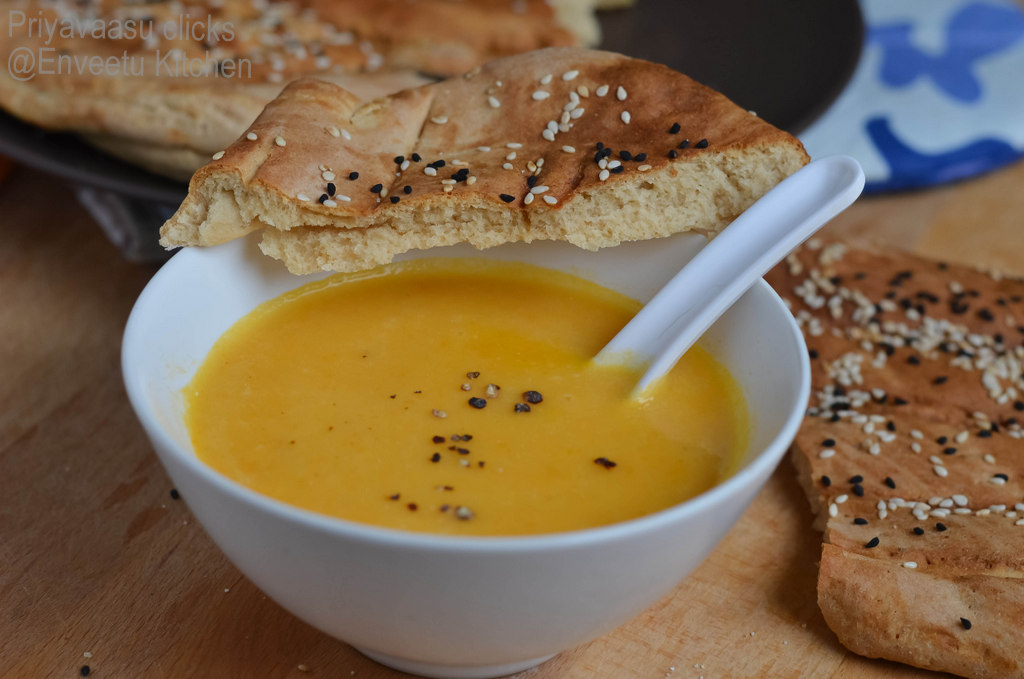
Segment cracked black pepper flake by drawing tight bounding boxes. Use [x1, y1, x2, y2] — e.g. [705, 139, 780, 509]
[864, 537, 879, 549]
[594, 457, 617, 469]
[853, 517, 868, 525]
[960, 617, 972, 630]
[466, 371, 480, 379]
[499, 193, 515, 203]
[389, 493, 400, 500]
[514, 403, 531, 413]
[455, 447, 470, 455]
[407, 503, 418, 511]
[523, 390, 543, 404]
[452, 434, 473, 441]
[430, 453, 441, 463]
[468, 397, 487, 409]
[432, 435, 445, 443]
[170, 488, 180, 500]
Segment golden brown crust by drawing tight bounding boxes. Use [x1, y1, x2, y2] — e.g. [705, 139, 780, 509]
[766, 241, 1024, 679]
[160, 47, 809, 273]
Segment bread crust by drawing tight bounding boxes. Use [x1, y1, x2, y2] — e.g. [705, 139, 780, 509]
[766, 241, 1024, 679]
[160, 47, 809, 273]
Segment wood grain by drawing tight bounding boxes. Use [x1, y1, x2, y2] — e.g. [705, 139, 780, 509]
[2, 158, 1022, 678]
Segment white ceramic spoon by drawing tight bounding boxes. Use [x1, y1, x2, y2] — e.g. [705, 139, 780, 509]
[594, 155, 865, 396]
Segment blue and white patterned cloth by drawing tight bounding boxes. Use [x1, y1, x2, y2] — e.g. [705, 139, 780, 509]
[799, 0, 1024, 193]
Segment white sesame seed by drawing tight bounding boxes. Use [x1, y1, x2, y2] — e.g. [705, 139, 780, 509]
[543, 195, 557, 205]
[546, 120, 559, 132]
[835, 494, 849, 504]
[910, 429, 924, 439]
[829, 502, 838, 517]
[529, 186, 548, 195]
[607, 160, 622, 169]
[322, 171, 336, 181]
[246, 132, 258, 141]
[621, 111, 631, 124]
[955, 431, 969, 444]
[930, 455, 944, 465]
[616, 85, 627, 101]
[488, 96, 501, 109]
[540, 73, 553, 85]
[953, 494, 968, 506]
[819, 448, 835, 459]
[596, 84, 609, 96]
[571, 107, 584, 119]
[431, 116, 448, 124]
[984, 453, 996, 463]
[598, 158, 608, 169]
[326, 126, 339, 138]
[400, 160, 410, 171]
[424, 166, 437, 176]
[441, 179, 456, 185]
[274, 136, 286, 147]
[911, 442, 923, 453]
[638, 164, 652, 172]
[542, 129, 556, 142]
[532, 90, 550, 101]
[380, 187, 388, 198]
[524, 193, 534, 205]
[562, 70, 579, 81]
[340, 128, 352, 140]
[443, 185, 453, 193]
[934, 465, 949, 477]
[506, 152, 517, 161]
[991, 476, 1007, 485]
[561, 145, 576, 153]
[577, 85, 590, 97]
[336, 194, 351, 202]
[212, 151, 225, 160]
[323, 199, 337, 207]
[502, 162, 514, 170]
[296, 193, 310, 202]
[598, 169, 610, 181]
[902, 561, 918, 569]
[1016, 519, 1024, 526]
[466, 176, 477, 185]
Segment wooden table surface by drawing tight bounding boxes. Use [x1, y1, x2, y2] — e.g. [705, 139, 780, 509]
[2, 157, 1023, 679]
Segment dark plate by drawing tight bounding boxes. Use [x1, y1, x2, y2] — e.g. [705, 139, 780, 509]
[0, 0, 861, 204]
[597, 0, 864, 135]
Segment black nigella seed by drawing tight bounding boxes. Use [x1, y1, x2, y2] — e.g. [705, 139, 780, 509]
[411, 153, 422, 162]
[394, 155, 404, 164]
[884, 477, 896, 489]
[848, 475, 863, 484]
[669, 122, 681, 134]
[978, 429, 992, 438]
[944, 447, 957, 455]
[1015, 400, 1024, 411]
[80, 666, 90, 677]
[596, 142, 604, 150]
[594, 457, 617, 469]
[994, 473, 1009, 481]
[936, 522, 948, 532]
[327, 182, 336, 197]
[937, 436, 948, 444]
[514, 403, 531, 413]
[853, 517, 868, 525]
[934, 376, 948, 385]
[404, 185, 412, 194]
[823, 438, 836, 447]
[430, 159, 446, 169]
[318, 193, 329, 204]
[390, 196, 400, 204]
[370, 183, 383, 194]
[619, 150, 633, 161]
[678, 139, 690, 149]
[809, 349, 819, 359]
[348, 171, 359, 180]
[634, 153, 647, 162]
[864, 537, 880, 549]
[523, 390, 543, 404]
[668, 150, 678, 159]
[499, 194, 515, 203]
[610, 166, 625, 174]
[600, 147, 612, 159]
[430, 453, 441, 462]
[170, 489, 180, 500]
[852, 484, 865, 497]
[468, 397, 487, 409]
[821, 475, 831, 487]
[527, 175, 538, 188]
[960, 617, 972, 630]
[695, 138, 709, 148]
[913, 526, 925, 535]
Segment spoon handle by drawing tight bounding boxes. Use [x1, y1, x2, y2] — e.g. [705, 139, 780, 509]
[594, 155, 865, 396]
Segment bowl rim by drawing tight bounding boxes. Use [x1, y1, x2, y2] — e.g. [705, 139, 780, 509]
[122, 242, 810, 554]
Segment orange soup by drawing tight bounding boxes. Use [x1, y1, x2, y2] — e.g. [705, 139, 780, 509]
[185, 258, 748, 535]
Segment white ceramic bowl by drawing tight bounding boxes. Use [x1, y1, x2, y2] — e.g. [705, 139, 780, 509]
[122, 233, 809, 679]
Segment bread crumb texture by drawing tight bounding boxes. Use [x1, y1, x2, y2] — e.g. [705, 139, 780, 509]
[160, 47, 808, 273]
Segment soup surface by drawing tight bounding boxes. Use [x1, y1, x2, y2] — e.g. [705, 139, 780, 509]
[185, 258, 748, 536]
